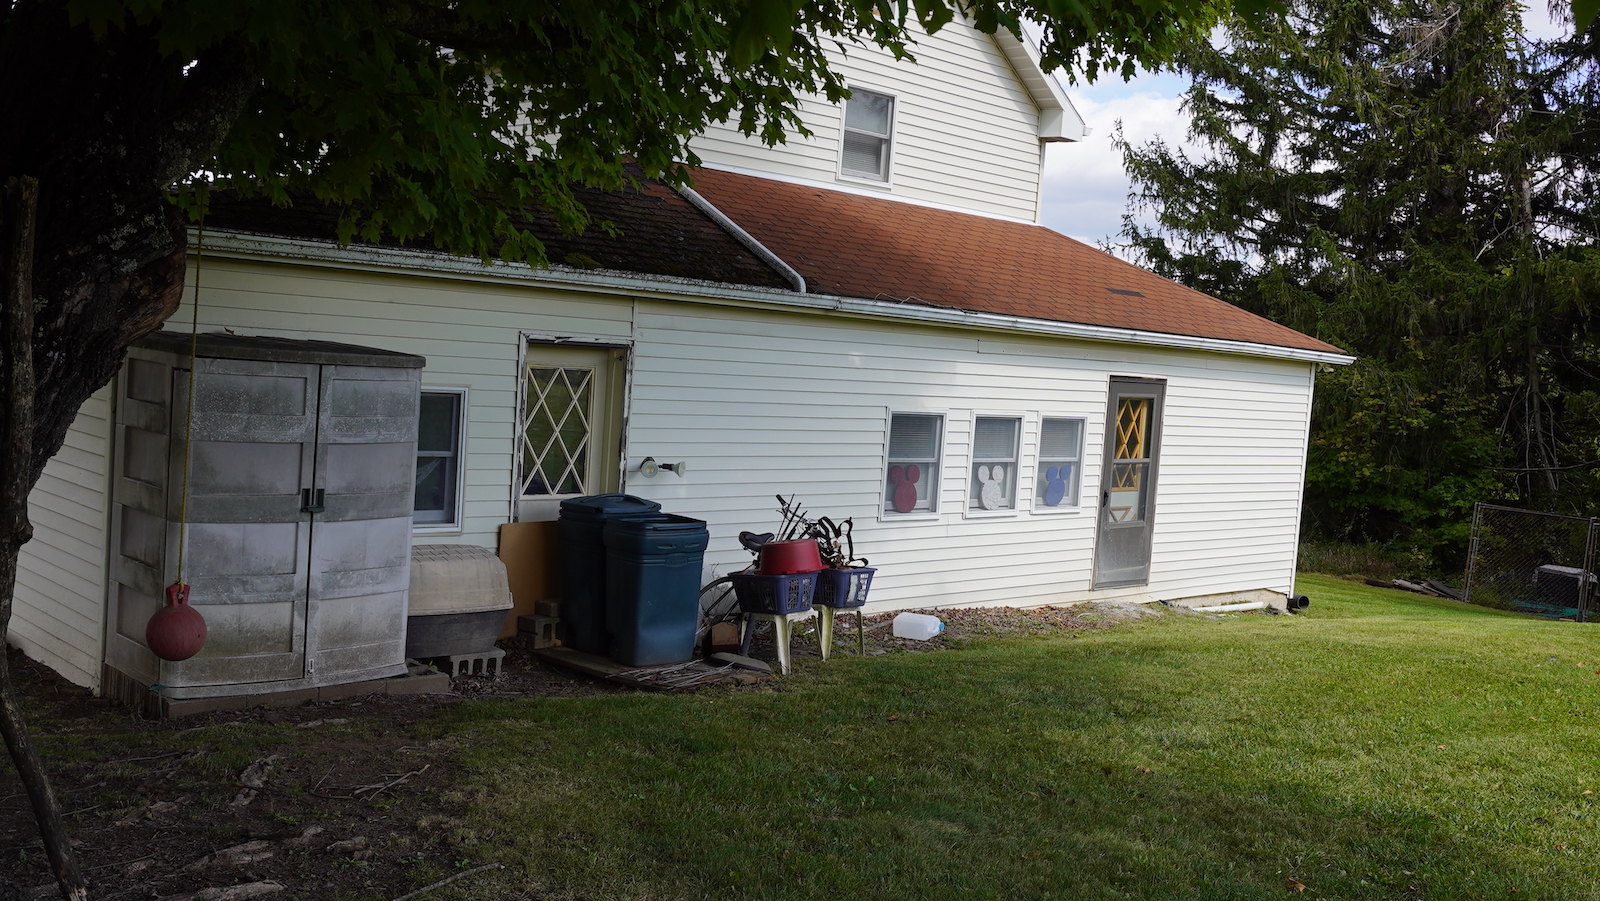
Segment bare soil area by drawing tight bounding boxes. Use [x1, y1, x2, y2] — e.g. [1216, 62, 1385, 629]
[0, 602, 1157, 901]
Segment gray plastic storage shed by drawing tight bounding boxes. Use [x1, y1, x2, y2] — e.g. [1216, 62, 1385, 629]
[104, 332, 425, 701]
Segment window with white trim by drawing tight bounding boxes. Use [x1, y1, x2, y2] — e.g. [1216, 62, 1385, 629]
[969, 416, 1021, 511]
[885, 412, 942, 514]
[1035, 417, 1084, 509]
[414, 388, 466, 528]
[841, 89, 894, 181]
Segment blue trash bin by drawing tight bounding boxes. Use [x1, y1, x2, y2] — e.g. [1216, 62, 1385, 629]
[558, 494, 662, 655]
[602, 514, 711, 666]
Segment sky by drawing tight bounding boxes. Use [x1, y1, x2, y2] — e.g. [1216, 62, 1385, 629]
[1038, 4, 1574, 255]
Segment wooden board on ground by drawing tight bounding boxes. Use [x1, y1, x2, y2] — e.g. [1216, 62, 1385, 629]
[532, 646, 770, 691]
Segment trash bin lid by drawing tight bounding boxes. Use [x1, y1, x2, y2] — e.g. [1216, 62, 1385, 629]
[603, 513, 707, 534]
[602, 513, 711, 554]
[558, 494, 663, 518]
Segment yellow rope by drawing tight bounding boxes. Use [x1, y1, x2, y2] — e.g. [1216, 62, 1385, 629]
[174, 190, 206, 586]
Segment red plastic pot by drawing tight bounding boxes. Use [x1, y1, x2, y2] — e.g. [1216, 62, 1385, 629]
[756, 539, 824, 575]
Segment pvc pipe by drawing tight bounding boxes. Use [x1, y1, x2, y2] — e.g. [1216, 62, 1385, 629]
[1189, 601, 1271, 614]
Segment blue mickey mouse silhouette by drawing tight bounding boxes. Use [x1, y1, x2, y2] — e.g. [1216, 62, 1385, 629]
[1043, 464, 1069, 507]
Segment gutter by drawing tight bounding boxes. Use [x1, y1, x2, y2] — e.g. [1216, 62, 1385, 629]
[677, 185, 806, 293]
[192, 229, 1355, 367]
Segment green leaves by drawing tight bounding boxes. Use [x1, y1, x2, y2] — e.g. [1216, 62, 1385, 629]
[1119, 0, 1600, 563]
[729, 0, 807, 69]
[1574, 0, 1600, 33]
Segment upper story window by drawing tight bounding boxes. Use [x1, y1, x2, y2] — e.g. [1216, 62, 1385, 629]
[841, 89, 894, 181]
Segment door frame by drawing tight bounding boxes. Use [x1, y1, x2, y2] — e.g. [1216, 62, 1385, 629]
[514, 334, 633, 522]
[1091, 376, 1166, 589]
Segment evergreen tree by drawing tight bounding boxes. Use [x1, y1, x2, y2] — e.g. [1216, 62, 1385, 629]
[1119, 0, 1600, 566]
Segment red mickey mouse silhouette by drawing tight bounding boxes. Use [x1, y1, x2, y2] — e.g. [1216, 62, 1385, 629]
[889, 463, 922, 513]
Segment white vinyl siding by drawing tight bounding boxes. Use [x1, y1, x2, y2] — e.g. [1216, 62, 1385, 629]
[19, 250, 1316, 686]
[167, 258, 634, 550]
[13, 384, 113, 689]
[688, 18, 1046, 220]
[624, 304, 1315, 610]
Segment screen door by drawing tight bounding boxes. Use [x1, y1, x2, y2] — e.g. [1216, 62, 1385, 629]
[1092, 377, 1165, 588]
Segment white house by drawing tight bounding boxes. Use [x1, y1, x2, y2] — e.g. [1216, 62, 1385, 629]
[10, 19, 1351, 700]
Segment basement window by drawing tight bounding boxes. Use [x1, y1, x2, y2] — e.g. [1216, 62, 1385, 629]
[841, 88, 895, 181]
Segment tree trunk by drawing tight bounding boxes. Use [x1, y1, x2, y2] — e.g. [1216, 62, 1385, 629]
[0, 177, 85, 900]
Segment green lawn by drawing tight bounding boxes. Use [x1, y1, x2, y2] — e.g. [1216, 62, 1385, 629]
[428, 575, 1600, 900]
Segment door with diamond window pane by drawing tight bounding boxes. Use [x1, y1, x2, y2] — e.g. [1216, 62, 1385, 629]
[1092, 377, 1165, 588]
[516, 343, 626, 521]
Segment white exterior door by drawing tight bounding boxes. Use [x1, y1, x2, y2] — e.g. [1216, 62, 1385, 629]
[516, 343, 626, 522]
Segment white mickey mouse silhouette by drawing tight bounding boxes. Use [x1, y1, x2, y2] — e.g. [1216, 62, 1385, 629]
[978, 464, 1006, 510]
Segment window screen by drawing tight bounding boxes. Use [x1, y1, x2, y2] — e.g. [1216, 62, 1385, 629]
[842, 89, 893, 180]
[1036, 417, 1084, 509]
[885, 412, 941, 513]
[969, 416, 1021, 511]
[415, 390, 465, 526]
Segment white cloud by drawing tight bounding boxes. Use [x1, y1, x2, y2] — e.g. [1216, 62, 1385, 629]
[1039, 74, 1198, 255]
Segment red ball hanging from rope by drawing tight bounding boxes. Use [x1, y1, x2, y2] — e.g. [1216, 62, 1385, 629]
[147, 582, 207, 662]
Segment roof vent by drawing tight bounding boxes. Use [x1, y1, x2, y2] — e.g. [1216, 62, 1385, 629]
[1107, 288, 1145, 297]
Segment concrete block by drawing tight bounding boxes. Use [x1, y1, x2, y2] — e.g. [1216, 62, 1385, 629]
[519, 615, 561, 649]
[440, 647, 505, 678]
[534, 598, 562, 617]
[386, 668, 451, 695]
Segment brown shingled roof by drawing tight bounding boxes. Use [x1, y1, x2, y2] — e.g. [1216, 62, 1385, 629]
[204, 165, 791, 290]
[690, 168, 1345, 355]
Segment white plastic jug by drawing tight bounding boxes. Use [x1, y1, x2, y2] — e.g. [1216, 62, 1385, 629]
[893, 612, 944, 641]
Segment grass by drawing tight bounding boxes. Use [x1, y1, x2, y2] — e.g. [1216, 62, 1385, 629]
[1296, 541, 1435, 581]
[425, 575, 1600, 901]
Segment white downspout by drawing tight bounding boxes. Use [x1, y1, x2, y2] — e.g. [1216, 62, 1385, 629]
[677, 186, 807, 294]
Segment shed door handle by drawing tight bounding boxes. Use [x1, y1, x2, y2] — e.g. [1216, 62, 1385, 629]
[301, 488, 326, 514]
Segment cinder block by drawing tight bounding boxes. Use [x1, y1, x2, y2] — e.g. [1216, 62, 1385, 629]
[520, 614, 561, 649]
[534, 598, 562, 617]
[442, 647, 505, 678]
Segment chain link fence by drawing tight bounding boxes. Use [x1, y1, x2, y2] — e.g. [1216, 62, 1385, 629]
[1465, 503, 1599, 621]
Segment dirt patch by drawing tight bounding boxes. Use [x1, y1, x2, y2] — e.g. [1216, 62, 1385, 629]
[0, 641, 628, 901]
[0, 602, 1168, 900]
